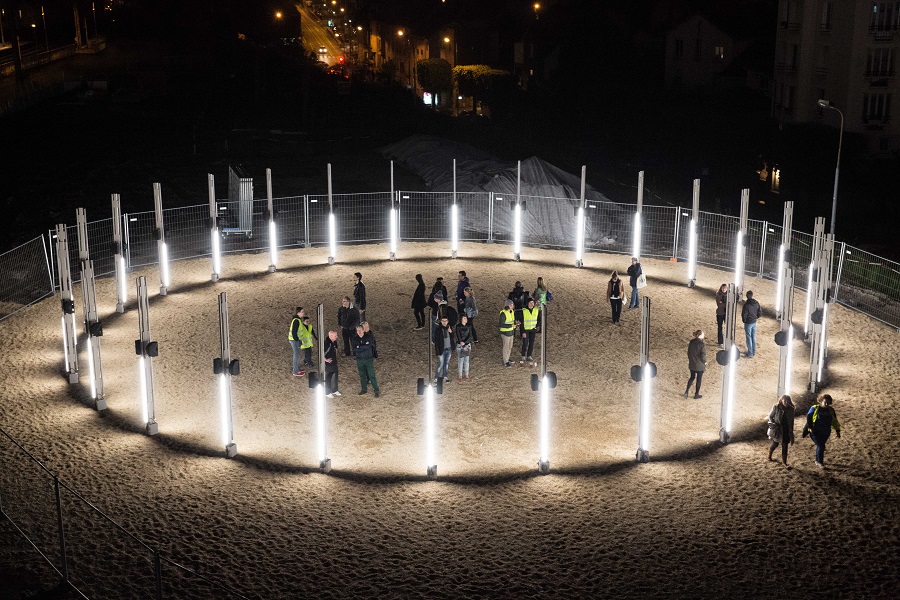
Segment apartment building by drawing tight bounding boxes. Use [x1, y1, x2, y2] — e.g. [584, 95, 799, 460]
[774, 0, 899, 155]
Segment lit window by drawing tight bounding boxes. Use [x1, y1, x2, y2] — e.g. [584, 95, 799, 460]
[715, 46, 724, 59]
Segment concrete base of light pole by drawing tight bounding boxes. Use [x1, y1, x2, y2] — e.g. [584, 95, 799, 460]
[95, 397, 107, 412]
[451, 250, 457, 259]
[719, 428, 730, 444]
[320, 458, 332, 474]
[575, 259, 583, 268]
[160, 286, 168, 296]
[538, 460, 550, 474]
[146, 420, 159, 436]
[688, 279, 696, 289]
[636, 449, 649, 463]
[67, 372, 79, 384]
[514, 253, 520, 262]
[225, 443, 237, 458]
[427, 465, 437, 479]
[268, 265, 276, 273]
[328, 256, 335, 265]
[211, 273, 219, 283]
[389, 252, 396, 261]
[116, 302, 125, 314]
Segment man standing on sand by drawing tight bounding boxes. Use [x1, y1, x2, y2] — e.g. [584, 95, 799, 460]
[323, 330, 342, 398]
[627, 257, 642, 309]
[741, 290, 762, 358]
[353, 324, 380, 397]
[456, 270, 470, 314]
[288, 307, 306, 377]
[353, 272, 367, 321]
[518, 297, 541, 367]
[338, 296, 360, 357]
[715, 284, 728, 346]
[684, 330, 706, 399]
[499, 299, 518, 367]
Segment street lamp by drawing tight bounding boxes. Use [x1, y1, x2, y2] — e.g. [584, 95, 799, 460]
[534, 3, 541, 19]
[817, 99, 844, 236]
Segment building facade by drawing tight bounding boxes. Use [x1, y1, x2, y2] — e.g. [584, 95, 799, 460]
[665, 14, 752, 90]
[774, 0, 899, 155]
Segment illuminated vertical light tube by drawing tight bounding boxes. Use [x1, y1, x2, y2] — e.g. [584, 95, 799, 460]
[575, 207, 585, 265]
[774, 244, 785, 314]
[639, 363, 652, 453]
[451, 204, 459, 257]
[687, 219, 697, 282]
[316, 384, 327, 464]
[539, 377, 550, 465]
[513, 203, 522, 259]
[785, 325, 795, 394]
[87, 338, 97, 399]
[733, 231, 744, 287]
[817, 304, 828, 382]
[117, 256, 127, 304]
[139, 357, 149, 425]
[61, 317, 69, 367]
[268, 220, 278, 268]
[159, 242, 170, 289]
[328, 213, 337, 263]
[804, 262, 814, 334]
[390, 207, 398, 258]
[212, 233, 221, 278]
[218, 374, 230, 447]
[425, 384, 436, 473]
[725, 346, 737, 433]
[632, 212, 642, 259]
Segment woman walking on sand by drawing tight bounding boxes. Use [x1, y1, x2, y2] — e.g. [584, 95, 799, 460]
[716, 283, 727, 346]
[607, 271, 625, 324]
[767, 395, 796, 466]
[412, 274, 427, 330]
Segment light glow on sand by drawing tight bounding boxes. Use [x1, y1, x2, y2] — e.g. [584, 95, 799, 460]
[804, 263, 814, 334]
[639, 363, 652, 452]
[316, 383, 327, 462]
[211, 230, 221, 277]
[540, 376, 550, 463]
[513, 204, 522, 257]
[687, 219, 697, 282]
[575, 207, 585, 263]
[775, 244, 785, 313]
[160, 242, 171, 288]
[450, 204, 459, 255]
[817, 303, 828, 382]
[632, 212, 641, 259]
[139, 357, 149, 425]
[725, 346, 737, 432]
[425, 384, 436, 470]
[87, 338, 96, 399]
[389, 207, 398, 256]
[268, 220, 278, 267]
[328, 213, 337, 262]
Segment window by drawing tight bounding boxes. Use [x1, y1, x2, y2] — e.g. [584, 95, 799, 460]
[675, 38, 684, 59]
[821, 1, 833, 29]
[862, 92, 892, 121]
[871, 2, 900, 31]
[866, 48, 894, 75]
[714, 46, 725, 59]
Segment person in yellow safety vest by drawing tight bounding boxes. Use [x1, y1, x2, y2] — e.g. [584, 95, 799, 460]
[499, 300, 519, 367]
[289, 307, 306, 377]
[518, 297, 541, 367]
[299, 315, 318, 369]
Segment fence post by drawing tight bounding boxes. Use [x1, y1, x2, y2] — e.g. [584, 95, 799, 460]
[397, 191, 403, 242]
[123, 213, 133, 271]
[42, 233, 55, 295]
[833, 241, 847, 302]
[303, 195, 311, 248]
[54, 477, 69, 585]
[487, 192, 494, 244]
[759, 221, 768, 278]
[154, 550, 163, 600]
[672, 206, 680, 259]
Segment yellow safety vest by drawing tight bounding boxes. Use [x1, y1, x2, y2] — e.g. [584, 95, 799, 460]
[299, 323, 314, 349]
[521, 307, 539, 331]
[289, 317, 301, 341]
[499, 309, 515, 333]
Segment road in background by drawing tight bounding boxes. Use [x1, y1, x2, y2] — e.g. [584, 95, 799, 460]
[296, 4, 342, 65]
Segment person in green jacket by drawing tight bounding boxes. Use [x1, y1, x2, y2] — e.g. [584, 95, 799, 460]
[288, 307, 306, 377]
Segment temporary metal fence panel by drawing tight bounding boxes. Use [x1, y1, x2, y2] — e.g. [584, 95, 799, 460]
[399, 191, 451, 241]
[454, 191, 492, 242]
[641, 204, 678, 259]
[126, 210, 161, 269]
[696, 210, 740, 271]
[520, 195, 580, 249]
[490, 192, 515, 244]
[164, 204, 213, 262]
[49, 218, 117, 285]
[583, 199, 634, 255]
[226, 166, 254, 236]
[272, 195, 307, 249]
[0, 236, 54, 321]
[309, 192, 392, 245]
[833, 244, 900, 329]
[760, 223, 783, 281]
[743, 218, 766, 278]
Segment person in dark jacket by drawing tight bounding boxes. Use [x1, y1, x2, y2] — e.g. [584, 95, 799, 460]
[802, 394, 841, 467]
[288, 307, 306, 377]
[428, 278, 449, 311]
[323, 330, 341, 398]
[627, 257, 642, 309]
[412, 274, 427, 330]
[767, 395, 795, 466]
[456, 270, 470, 313]
[715, 284, 728, 346]
[352, 325, 379, 397]
[353, 272, 367, 320]
[455, 314, 473, 381]
[741, 290, 762, 358]
[607, 271, 625, 324]
[432, 316, 453, 383]
[337, 296, 360, 357]
[684, 330, 707, 399]
[508, 281, 529, 310]
[462, 287, 478, 343]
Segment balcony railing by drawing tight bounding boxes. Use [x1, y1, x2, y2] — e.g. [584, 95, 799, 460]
[819, 22, 832, 32]
[862, 114, 891, 127]
[780, 20, 802, 30]
[869, 25, 899, 40]
[816, 66, 829, 77]
[865, 68, 895, 79]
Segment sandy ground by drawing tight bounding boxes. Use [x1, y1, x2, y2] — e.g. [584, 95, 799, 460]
[0, 242, 897, 599]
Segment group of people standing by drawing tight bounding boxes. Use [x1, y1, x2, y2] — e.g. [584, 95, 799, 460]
[606, 257, 643, 323]
[767, 393, 842, 468]
[289, 272, 380, 399]
[499, 278, 550, 368]
[416, 271, 479, 382]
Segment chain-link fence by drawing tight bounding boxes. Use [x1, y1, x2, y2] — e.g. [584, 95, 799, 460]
[0, 236, 53, 321]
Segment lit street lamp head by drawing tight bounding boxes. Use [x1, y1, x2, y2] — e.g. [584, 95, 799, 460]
[818, 99, 834, 109]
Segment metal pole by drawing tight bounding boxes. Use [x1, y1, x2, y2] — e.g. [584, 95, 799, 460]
[112, 194, 126, 313]
[267, 168, 277, 272]
[55, 225, 79, 383]
[514, 161, 521, 261]
[153, 550, 163, 600]
[688, 179, 700, 287]
[81, 259, 105, 411]
[42, 233, 54, 297]
[828, 107, 844, 236]
[153, 183, 169, 295]
[137, 276, 159, 435]
[209, 174, 220, 282]
[327, 163, 335, 265]
[636, 296, 651, 462]
[123, 213, 132, 272]
[54, 478, 69, 585]
[775, 202, 794, 320]
[632, 171, 644, 261]
[451, 158, 458, 259]
[776, 269, 795, 400]
[735, 190, 749, 299]
[672, 206, 680, 261]
[719, 284, 737, 443]
[833, 241, 847, 303]
[218, 292, 237, 457]
[575, 166, 586, 268]
[487, 192, 494, 244]
[389, 161, 396, 261]
[316, 303, 330, 472]
[303, 195, 311, 248]
[758, 221, 768, 279]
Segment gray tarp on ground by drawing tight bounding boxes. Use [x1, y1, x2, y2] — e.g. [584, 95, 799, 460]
[380, 135, 612, 245]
